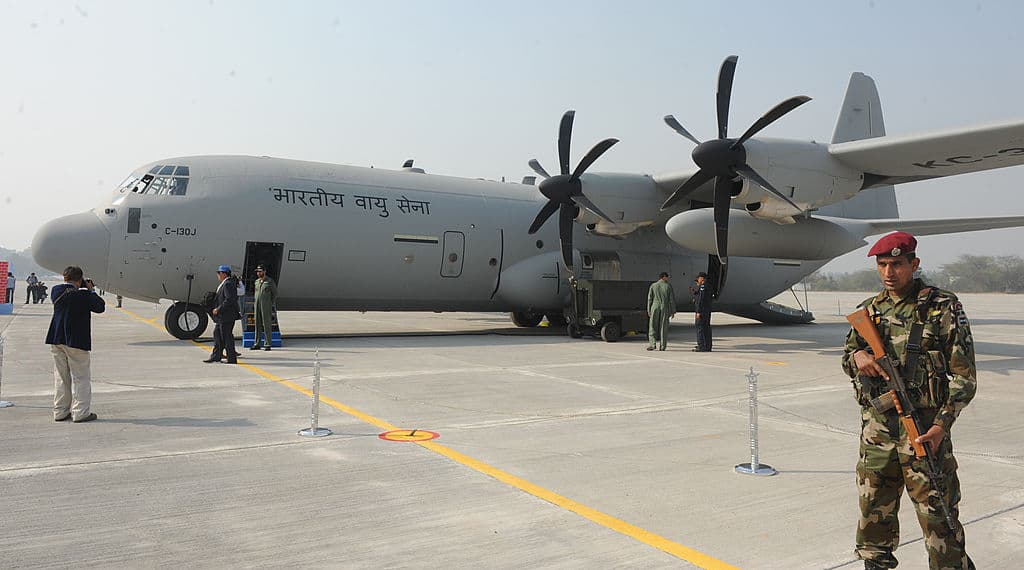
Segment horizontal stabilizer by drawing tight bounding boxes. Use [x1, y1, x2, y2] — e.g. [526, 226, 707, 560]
[829, 119, 1024, 187]
[826, 214, 1024, 239]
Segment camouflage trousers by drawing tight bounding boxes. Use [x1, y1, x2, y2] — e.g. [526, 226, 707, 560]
[856, 407, 974, 569]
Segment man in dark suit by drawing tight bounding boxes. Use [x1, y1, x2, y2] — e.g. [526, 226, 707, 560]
[204, 264, 240, 364]
[45, 266, 105, 422]
[694, 272, 713, 352]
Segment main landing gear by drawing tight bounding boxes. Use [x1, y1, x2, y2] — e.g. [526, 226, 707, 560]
[164, 302, 209, 340]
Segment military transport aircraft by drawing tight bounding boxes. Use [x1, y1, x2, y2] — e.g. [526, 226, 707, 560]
[31, 56, 1024, 340]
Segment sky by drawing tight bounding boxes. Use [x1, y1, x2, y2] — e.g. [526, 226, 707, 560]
[2, 0, 1023, 274]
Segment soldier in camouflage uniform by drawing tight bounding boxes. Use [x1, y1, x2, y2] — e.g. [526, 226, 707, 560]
[842, 232, 976, 570]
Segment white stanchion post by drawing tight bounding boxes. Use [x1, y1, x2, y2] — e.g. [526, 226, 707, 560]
[735, 367, 775, 476]
[0, 337, 13, 408]
[298, 347, 331, 437]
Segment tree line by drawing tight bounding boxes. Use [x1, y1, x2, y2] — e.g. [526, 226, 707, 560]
[804, 255, 1024, 293]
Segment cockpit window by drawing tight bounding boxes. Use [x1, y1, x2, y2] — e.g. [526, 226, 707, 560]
[116, 165, 191, 197]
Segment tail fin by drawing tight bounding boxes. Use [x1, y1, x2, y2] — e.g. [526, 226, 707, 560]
[817, 72, 899, 219]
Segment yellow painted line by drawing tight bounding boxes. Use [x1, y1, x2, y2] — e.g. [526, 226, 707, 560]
[118, 306, 739, 569]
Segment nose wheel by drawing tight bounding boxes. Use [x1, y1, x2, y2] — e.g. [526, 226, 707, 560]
[164, 302, 209, 340]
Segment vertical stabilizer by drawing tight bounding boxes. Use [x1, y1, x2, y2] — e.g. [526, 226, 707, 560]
[831, 72, 885, 143]
[819, 72, 899, 219]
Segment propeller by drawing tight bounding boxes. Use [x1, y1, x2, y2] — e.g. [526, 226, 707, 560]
[661, 55, 811, 265]
[527, 110, 619, 271]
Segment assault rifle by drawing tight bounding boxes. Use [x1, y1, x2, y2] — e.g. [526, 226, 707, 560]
[847, 307, 957, 530]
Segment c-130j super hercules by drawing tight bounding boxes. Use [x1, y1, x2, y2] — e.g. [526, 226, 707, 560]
[32, 56, 1024, 340]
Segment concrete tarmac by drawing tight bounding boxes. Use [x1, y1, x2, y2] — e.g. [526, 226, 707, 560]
[1, 292, 1021, 569]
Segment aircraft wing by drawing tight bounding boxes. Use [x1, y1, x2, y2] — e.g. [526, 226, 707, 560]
[825, 214, 1024, 239]
[828, 119, 1024, 187]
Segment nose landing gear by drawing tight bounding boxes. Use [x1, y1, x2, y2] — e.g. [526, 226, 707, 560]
[164, 302, 209, 340]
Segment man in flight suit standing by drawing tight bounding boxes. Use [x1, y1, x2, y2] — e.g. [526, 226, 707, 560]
[646, 272, 675, 351]
[842, 232, 976, 569]
[249, 264, 278, 351]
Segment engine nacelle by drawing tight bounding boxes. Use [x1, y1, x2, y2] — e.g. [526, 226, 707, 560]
[664, 208, 867, 260]
[575, 172, 664, 227]
[741, 138, 864, 209]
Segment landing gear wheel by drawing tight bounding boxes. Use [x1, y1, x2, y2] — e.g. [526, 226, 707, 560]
[545, 313, 568, 327]
[511, 311, 543, 328]
[567, 324, 583, 339]
[600, 321, 621, 342]
[165, 302, 209, 340]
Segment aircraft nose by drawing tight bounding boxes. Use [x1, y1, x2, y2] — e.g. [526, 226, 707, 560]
[32, 211, 111, 282]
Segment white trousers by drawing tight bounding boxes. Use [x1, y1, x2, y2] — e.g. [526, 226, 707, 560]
[51, 344, 92, 420]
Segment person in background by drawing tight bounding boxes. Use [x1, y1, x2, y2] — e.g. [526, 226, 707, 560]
[646, 272, 675, 351]
[204, 265, 240, 364]
[693, 272, 713, 352]
[45, 265, 105, 423]
[250, 264, 278, 351]
[5, 271, 14, 304]
[26, 272, 38, 304]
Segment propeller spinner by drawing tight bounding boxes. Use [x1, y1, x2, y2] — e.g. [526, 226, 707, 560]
[527, 110, 618, 272]
[661, 55, 811, 266]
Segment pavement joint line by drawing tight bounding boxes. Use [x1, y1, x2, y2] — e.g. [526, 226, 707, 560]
[0, 438, 358, 474]
[116, 306, 740, 569]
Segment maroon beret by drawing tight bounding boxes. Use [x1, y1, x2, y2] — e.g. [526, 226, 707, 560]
[867, 231, 917, 257]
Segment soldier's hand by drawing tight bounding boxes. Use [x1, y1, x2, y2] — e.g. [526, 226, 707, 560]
[212, 308, 218, 316]
[915, 424, 947, 450]
[853, 350, 888, 380]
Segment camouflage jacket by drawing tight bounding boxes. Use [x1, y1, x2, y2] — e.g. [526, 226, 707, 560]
[842, 279, 976, 431]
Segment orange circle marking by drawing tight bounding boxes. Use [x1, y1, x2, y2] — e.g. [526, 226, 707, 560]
[379, 429, 440, 442]
[765, 361, 788, 366]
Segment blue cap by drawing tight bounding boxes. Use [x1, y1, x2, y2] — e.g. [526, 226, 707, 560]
[217, 264, 231, 273]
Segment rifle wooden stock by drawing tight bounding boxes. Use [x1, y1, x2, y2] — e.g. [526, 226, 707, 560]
[847, 307, 927, 458]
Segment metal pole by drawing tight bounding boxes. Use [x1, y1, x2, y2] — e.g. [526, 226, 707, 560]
[0, 337, 13, 408]
[298, 347, 331, 437]
[735, 367, 775, 476]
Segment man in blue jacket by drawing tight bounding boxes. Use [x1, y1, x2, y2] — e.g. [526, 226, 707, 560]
[204, 264, 240, 364]
[45, 266, 105, 422]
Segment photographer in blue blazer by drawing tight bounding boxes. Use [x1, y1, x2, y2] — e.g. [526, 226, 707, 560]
[45, 266, 105, 423]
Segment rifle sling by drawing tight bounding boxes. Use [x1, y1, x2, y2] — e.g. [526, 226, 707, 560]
[901, 287, 937, 387]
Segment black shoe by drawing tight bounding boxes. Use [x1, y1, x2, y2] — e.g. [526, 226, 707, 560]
[646, 346, 655, 351]
[203, 357, 222, 363]
[263, 346, 271, 351]
[73, 413, 98, 423]
[55, 415, 72, 422]
[249, 345, 260, 350]
[225, 359, 238, 364]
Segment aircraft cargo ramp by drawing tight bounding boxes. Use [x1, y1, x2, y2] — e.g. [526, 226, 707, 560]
[0, 292, 1020, 569]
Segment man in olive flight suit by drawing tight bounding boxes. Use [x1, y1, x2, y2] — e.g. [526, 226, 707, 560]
[646, 272, 675, 351]
[842, 231, 976, 570]
[250, 264, 278, 351]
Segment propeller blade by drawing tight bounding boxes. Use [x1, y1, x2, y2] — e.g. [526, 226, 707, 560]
[732, 95, 811, 148]
[557, 110, 575, 176]
[660, 168, 715, 211]
[570, 138, 618, 180]
[558, 203, 576, 270]
[664, 115, 701, 145]
[528, 159, 551, 179]
[716, 55, 738, 139]
[571, 193, 614, 224]
[734, 165, 801, 212]
[713, 176, 732, 264]
[528, 200, 560, 234]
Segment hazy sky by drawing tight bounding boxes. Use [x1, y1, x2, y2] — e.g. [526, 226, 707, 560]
[2, 0, 1023, 274]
